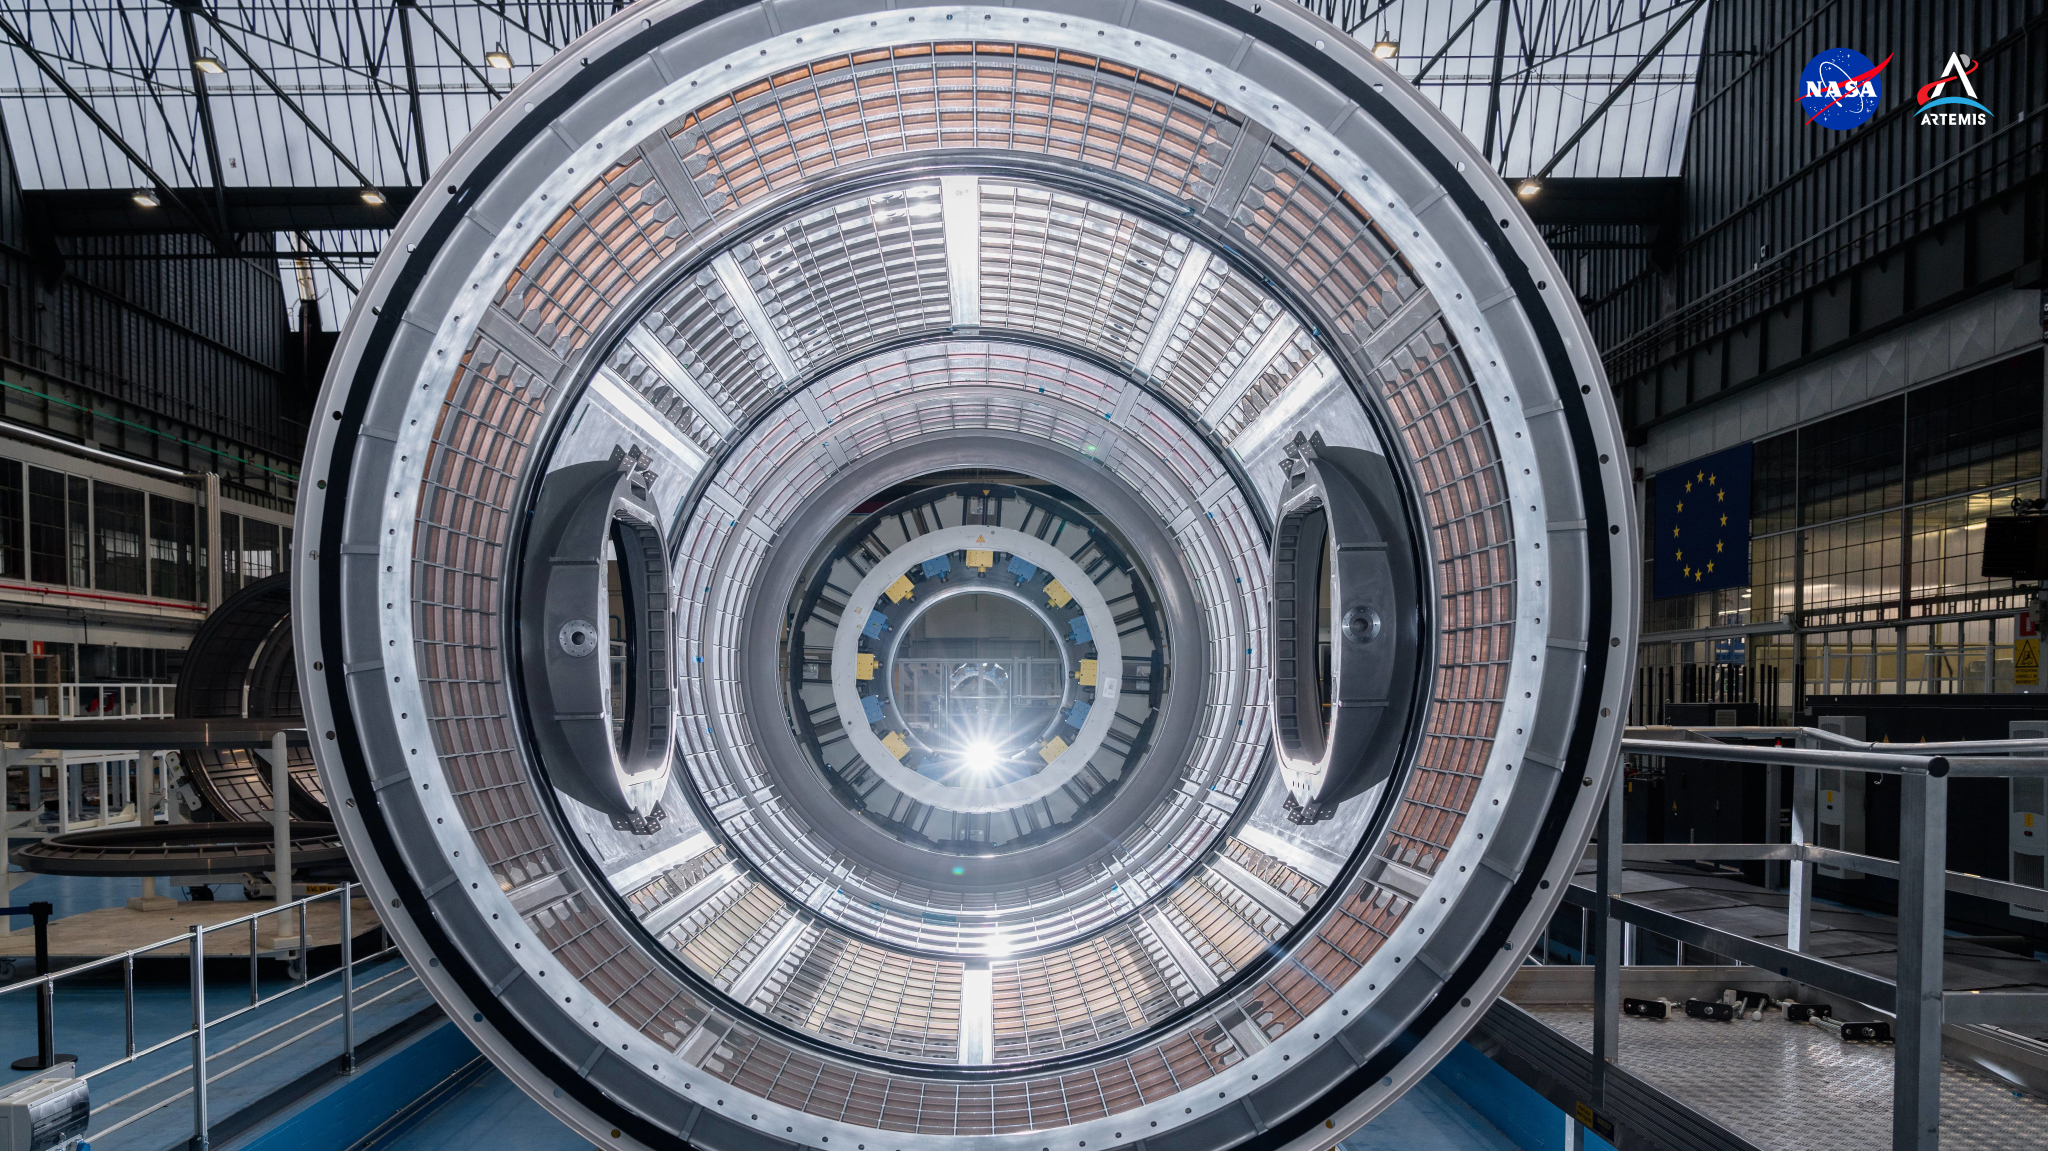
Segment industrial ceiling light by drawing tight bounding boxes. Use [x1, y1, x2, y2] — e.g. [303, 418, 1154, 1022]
[1372, 39, 1400, 59]
[193, 51, 225, 75]
[485, 44, 513, 69]
[1518, 178, 1543, 198]
[358, 187, 387, 206]
[130, 189, 160, 209]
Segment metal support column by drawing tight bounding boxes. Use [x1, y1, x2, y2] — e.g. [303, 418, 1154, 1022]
[204, 473, 221, 615]
[141, 750, 159, 904]
[1764, 762, 1784, 890]
[1479, 0, 1512, 163]
[1894, 763, 1948, 1151]
[395, 0, 432, 182]
[271, 731, 291, 910]
[339, 884, 356, 1073]
[1787, 756, 1816, 952]
[189, 923, 209, 1151]
[1592, 768, 1623, 1106]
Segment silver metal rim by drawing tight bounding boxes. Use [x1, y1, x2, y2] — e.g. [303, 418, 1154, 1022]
[295, 2, 1639, 1149]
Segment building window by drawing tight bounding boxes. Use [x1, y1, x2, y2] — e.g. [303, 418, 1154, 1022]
[1907, 355, 2043, 501]
[220, 513, 242, 598]
[242, 518, 280, 583]
[1642, 348, 2044, 702]
[149, 494, 198, 601]
[94, 482, 147, 594]
[67, 476, 89, 587]
[1799, 395, 1903, 525]
[0, 459, 21, 580]
[28, 467, 71, 585]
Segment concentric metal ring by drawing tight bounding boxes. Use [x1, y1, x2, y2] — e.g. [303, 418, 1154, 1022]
[298, 3, 1637, 1148]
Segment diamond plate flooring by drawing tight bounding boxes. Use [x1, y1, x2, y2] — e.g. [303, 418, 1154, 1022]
[1525, 1004, 2047, 1151]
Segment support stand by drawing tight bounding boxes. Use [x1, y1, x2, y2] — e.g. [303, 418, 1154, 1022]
[6, 902, 77, 1069]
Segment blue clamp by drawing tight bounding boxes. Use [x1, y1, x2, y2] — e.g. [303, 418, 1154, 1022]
[922, 555, 952, 580]
[860, 695, 885, 724]
[1006, 556, 1039, 584]
[1064, 699, 1092, 730]
[1068, 615, 1093, 645]
[862, 610, 889, 639]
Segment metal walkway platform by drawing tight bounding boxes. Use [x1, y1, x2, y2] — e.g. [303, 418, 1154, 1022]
[1579, 860, 2048, 1020]
[1518, 1002, 2045, 1151]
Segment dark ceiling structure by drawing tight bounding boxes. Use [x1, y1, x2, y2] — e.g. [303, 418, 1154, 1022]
[0, 1, 1707, 325]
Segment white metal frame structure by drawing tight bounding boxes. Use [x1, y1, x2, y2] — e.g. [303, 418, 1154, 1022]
[295, 2, 1637, 1149]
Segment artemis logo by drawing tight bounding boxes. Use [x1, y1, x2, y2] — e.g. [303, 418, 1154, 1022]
[1798, 48, 1891, 129]
[1917, 53, 1993, 126]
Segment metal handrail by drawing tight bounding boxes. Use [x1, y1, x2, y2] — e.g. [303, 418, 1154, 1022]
[88, 965, 414, 1112]
[0, 890, 360, 995]
[1588, 724, 2048, 1150]
[1628, 723, 2048, 757]
[0, 882, 389, 1151]
[86, 971, 422, 1141]
[1623, 725, 2048, 777]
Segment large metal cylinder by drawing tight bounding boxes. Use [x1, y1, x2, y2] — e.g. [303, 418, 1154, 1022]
[296, 3, 1637, 1148]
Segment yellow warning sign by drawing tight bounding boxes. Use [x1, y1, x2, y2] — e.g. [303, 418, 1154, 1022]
[2018, 637, 2040, 686]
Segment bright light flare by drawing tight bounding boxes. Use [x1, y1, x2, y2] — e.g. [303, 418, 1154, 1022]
[961, 741, 1001, 777]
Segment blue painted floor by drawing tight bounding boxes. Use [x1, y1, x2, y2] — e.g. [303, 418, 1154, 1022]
[0, 947, 429, 1151]
[373, 1057, 1528, 1151]
[1344, 1073, 1526, 1151]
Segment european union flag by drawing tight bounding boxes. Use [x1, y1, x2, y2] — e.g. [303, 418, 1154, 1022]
[1653, 443, 1752, 599]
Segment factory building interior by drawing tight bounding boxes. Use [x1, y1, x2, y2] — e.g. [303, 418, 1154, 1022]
[0, 2, 2045, 1151]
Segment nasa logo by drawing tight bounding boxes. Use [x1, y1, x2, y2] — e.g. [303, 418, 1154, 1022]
[1917, 53, 1993, 126]
[1797, 48, 1892, 130]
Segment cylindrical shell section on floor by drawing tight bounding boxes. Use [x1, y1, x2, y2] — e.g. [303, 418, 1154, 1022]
[295, 2, 1638, 1150]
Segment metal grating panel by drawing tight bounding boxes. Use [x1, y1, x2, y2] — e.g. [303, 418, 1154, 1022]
[1147, 261, 1284, 416]
[1222, 837, 1323, 908]
[1214, 326, 1325, 441]
[642, 268, 783, 423]
[739, 184, 953, 372]
[754, 929, 964, 1063]
[496, 154, 692, 361]
[666, 873, 793, 988]
[625, 844, 730, 918]
[991, 922, 1191, 1060]
[1164, 870, 1286, 979]
[1229, 147, 1417, 348]
[977, 182, 1183, 366]
[1372, 319, 1512, 878]
[667, 43, 1242, 216]
[604, 342, 723, 452]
